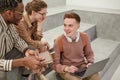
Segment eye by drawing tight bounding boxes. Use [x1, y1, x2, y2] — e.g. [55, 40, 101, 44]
[64, 24, 66, 27]
[69, 24, 73, 27]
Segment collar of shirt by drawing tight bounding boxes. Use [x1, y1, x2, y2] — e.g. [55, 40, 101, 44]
[64, 31, 80, 42]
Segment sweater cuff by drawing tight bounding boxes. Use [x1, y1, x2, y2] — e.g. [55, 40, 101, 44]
[56, 64, 67, 73]
[4, 60, 13, 71]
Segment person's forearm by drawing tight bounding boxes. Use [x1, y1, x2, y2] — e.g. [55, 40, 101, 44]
[12, 58, 25, 68]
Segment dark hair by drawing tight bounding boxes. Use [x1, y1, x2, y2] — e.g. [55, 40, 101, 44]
[0, 0, 22, 13]
[64, 12, 81, 23]
[25, 0, 47, 15]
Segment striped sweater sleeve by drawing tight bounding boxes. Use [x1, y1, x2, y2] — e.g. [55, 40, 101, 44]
[10, 25, 28, 53]
[0, 59, 12, 71]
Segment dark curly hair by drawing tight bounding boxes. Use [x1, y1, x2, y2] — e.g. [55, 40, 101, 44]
[0, 0, 22, 13]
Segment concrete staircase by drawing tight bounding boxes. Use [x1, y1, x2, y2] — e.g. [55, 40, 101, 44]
[41, 4, 120, 80]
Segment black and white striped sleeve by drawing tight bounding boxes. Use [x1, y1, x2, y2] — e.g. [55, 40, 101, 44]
[10, 25, 28, 53]
[0, 59, 12, 71]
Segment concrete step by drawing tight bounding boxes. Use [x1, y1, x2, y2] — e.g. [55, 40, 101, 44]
[91, 38, 120, 79]
[44, 0, 66, 8]
[91, 38, 120, 62]
[43, 23, 96, 49]
[23, 0, 66, 8]
[111, 58, 120, 80]
[101, 48, 120, 80]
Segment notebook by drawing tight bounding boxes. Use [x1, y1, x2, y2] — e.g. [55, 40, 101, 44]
[73, 58, 109, 78]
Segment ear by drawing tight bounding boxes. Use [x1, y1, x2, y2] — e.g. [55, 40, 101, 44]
[5, 10, 14, 17]
[31, 11, 36, 16]
[77, 23, 80, 29]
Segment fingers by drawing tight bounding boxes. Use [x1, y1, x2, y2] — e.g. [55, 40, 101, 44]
[35, 56, 45, 63]
[86, 63, 92, 67]
[24, 56, 46, 70]
[37, 18, 42, 23]
[69, 66, 78, 73]
[41, 40, 50, 50]
[35, 56, 48, 68]
[44, 64, 49, 69]
[25, 49, 39, 57]
[44, 42, 50, 50]
[65, 66, 78, 73]
[39, 46, 48, 52]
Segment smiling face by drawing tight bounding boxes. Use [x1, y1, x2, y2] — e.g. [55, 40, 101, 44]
[35, 8, 47, 22]
[64, 18, 80, 39]
[25, 0, 47, 23]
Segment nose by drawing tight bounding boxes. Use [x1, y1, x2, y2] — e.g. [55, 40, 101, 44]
[16, 15, 23, 24]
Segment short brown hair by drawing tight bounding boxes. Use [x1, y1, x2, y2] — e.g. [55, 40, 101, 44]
[64, 12, 81, 23]
[25, 0, 47, 15]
